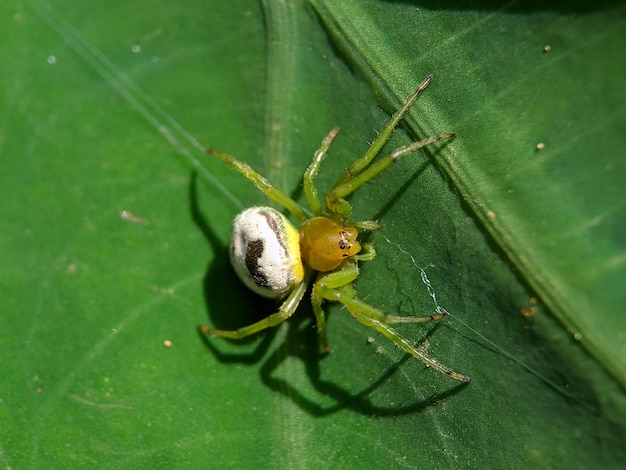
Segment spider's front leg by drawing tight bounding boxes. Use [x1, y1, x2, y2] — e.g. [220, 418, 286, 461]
[323, 75, 456, 218]
[325, 133, 455, 217]
[198, 275, 310, 340]
[313, 262, 470, 382]
[303, 127, 340, 216]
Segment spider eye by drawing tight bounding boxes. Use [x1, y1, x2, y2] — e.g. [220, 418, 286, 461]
[338, 231, 356, 254]
[230, 206, 304, 299]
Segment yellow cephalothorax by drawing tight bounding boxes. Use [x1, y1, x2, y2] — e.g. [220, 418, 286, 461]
[199, 75, 470, 383]
[300, 217, 361, 272]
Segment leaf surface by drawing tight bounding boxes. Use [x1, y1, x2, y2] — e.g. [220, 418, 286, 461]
[1, 0, 624, 468]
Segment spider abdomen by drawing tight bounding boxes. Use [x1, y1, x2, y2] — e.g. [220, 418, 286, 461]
[300, 217, 361, 272]
[230, 206, 304, 299]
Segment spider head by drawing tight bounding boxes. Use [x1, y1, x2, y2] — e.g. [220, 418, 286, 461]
[300, 216, 361, 272]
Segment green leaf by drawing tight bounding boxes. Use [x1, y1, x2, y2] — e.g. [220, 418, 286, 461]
[2, 0, 625, 468]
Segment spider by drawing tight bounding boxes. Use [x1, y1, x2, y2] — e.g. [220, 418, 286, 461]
[199, 75, 470, 382]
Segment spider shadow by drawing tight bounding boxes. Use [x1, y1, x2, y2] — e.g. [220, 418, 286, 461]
[190, 171, 278, 363]
[258, 313, 470, 416]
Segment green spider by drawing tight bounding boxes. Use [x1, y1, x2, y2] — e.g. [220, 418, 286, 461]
[199, 75, 470, 382]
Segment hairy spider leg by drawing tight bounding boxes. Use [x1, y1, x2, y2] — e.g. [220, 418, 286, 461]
[352, 242, 377, 261]
[303, 127, 340, 216]
[206, 148, 309, 222]
[312, 263, 470, 382]
[321, 75, 455, 218]
[326, 133, 455, 217]
[199, 270, 312, 340]
[333, 75, 435, 190]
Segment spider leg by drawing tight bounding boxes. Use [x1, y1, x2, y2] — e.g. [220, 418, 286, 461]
[353, 220, 379, 232]
[303, 127, 340, 216]
[349, 311, 470, 382]
[332, 76, 436, 190]
[353, 243, 376, 262]
[206, 148, 309, 222]
[311, 272, 330, 353]
[326, 133, 455, 216]
[199, 273, 310, 340]
[313, 263, 470, 382]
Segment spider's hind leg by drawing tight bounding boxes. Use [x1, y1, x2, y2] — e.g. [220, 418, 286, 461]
[313, 263, 470, 382]
[199, 276, 310, 341]
[206, 148, 308, 222]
